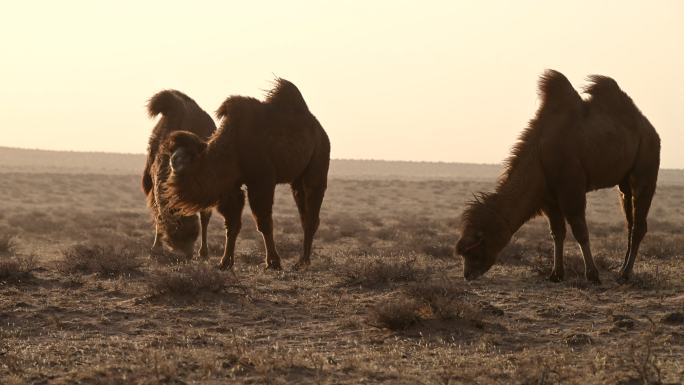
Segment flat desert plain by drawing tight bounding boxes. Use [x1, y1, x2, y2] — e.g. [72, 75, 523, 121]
[0, 147, 682, 384]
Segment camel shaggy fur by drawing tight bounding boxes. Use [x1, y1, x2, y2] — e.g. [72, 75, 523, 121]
[456, 70, 660, 283]
[143, 90, 216, 258]
[161, 79, 330, 270]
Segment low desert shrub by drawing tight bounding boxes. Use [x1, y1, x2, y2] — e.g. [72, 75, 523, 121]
[371, 297, 422, 330]
[340, 255, 425, 288]
[147, 263, 234, 297]
[0, 255, 35, 282]
[406, 282, 480, 321]
[59, 243, 142, 277]
[0, 233, 18, 255]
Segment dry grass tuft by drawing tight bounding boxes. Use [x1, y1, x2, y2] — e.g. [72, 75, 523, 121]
[59, 243, 142, 277]
[406, 281, 481, 322]
[0, 255, 35, 282]
[370, 297, 422, 330]
[0, 233, 18, 255]
[147, 262, 235, 297]
[340, 255, 426, 288]
[618, 319, 664, 385]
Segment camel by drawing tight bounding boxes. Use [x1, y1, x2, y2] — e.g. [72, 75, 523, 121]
[456, 70, 660, 283]
[143, 90, 216, 258]
[160, 78, 330, 270]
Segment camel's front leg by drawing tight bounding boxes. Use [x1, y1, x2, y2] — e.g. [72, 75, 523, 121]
[150, 224, 164, 256]
[567, 214, 600, 284]
[216, 190, 244, 270]
[247, 182, 282, 270]
[197, 209, 212, 259]
[543, 203, 566, 282]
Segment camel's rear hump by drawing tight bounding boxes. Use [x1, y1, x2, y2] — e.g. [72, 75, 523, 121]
[265, 78, 310, 114]
[584, 75, 649, 130]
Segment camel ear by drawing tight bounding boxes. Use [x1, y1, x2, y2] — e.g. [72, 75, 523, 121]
[193, 139, 208, 154]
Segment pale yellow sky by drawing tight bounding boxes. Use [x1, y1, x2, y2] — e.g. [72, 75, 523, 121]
[1, 1, 683, 167]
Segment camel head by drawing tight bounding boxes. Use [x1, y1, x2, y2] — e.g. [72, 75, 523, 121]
[158, 212, 200, 258]
[456, 198, 512, 280]
[148, 153, 201, 258]
[165, 131, 208, 175]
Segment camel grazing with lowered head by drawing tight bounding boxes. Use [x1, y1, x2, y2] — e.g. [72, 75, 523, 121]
[456, 70, 660, 283]
[143, 90, 216, 258]
[161, 78, 330, 270]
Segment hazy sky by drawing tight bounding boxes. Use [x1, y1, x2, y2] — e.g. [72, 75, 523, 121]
[2, 1, 683, 167]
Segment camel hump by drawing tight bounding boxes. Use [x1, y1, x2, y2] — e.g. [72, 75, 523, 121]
[215, 95, 260, 122]
[265, 78, 310, 114]
[537, 69, 582, 113]
[584, 75, 633, 109]
[147, 89, 192, 118]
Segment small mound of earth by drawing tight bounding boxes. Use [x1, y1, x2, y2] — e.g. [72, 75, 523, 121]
[611, 314, 637, 331]
[477, 301, 504, 317]
[661, 312, 684, 325]
[564, 333, 593, 346]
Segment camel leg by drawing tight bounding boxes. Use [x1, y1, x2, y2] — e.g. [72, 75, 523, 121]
[247, 183, 282, 270]
[291, 180, 308, 266]
[565, 213, 600, 284]
[150, 224, 164, 256]
[291, 179, 326, 269]
[543, 203, 566, 282]
[197, 210, 212, 259]
[617, 179, 633, 275]
[618, 180, 656, 282]
[559, 185, 600, 284]
[216, 189, 244, 270]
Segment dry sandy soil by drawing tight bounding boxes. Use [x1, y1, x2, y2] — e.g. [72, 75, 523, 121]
[0, 151, 682, 384]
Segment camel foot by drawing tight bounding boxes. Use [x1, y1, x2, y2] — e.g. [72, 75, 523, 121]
[218, 258, 234, 271]
[292, 259, 311, 271]
[585, 270, 601, 285]
[616, 272, 631, 284]
[548, 270, 564, 283]
[198, 247, 209, 260]
[266, 260, 282, 271]
[149, 246, 164, 258]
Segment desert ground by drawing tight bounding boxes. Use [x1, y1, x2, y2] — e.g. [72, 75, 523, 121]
[0, 147, 682, 385]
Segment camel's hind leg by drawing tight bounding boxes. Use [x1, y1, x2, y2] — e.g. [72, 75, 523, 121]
[291, 177, 326, 269]
[197, 210, 212, 259]
[618, 177, 657, 282]
[617, 179, 634, 276]
[216, 189, 245, 270]
[247, 182, 282, 270]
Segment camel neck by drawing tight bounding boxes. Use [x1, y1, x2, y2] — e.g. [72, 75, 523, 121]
[202, 140, 240, 194]
[491, 156, 546, 233]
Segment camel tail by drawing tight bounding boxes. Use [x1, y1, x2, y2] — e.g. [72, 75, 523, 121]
[537, 69, 583, 113]
[265, 78, 310, 114]
[147, 90, 187, 118]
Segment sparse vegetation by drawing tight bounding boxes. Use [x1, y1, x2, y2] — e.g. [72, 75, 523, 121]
[370, 297, 422, 330]
[340, 255, 426, 288]
[0, 232, 18, 255]
[0, 169, 682, 384]
[59, 242, 142, 277]
[147, 262, 236, 297]
[0, 255, 35, 282]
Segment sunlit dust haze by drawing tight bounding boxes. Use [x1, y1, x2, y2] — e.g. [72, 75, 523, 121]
[1, 1, 683, 167]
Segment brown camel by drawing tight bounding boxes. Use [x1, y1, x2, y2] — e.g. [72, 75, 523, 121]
[456, 70, 660, 283]
[143, 90, 216, 258]
[160, 79, 330, 270]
